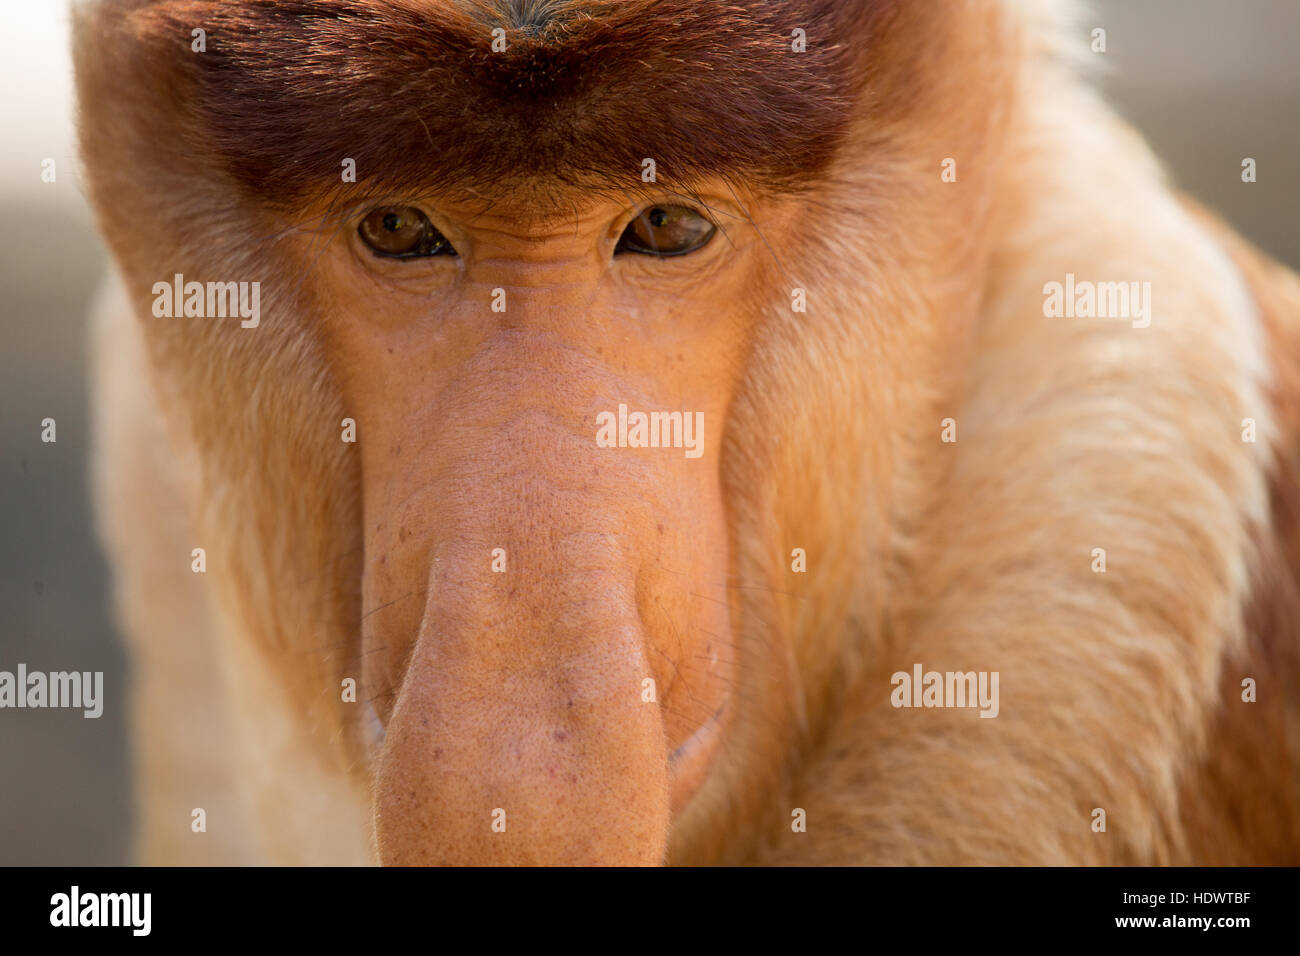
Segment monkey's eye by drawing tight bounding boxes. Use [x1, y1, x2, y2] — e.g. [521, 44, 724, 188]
[358, 206, 457, 258]
[616, 205, 716, 257]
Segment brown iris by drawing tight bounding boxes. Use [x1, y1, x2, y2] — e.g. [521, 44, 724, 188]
[616, 205, 716, 257]
[358, 206, 456, 258]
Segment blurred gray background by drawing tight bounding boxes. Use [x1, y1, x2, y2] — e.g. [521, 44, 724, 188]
[1, 1, 1297, 865]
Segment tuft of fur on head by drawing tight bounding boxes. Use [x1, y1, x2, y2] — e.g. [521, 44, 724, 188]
[463, 0, 590, 32]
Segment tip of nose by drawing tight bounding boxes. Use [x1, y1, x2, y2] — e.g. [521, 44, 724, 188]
[371, 623, 672, 865]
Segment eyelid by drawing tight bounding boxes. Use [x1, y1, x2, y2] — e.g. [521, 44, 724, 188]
[634, 203, 713, 224]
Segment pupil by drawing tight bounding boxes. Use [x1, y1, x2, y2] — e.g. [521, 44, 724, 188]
[382, 213, 402, 232]
[648, 208, 669, 228]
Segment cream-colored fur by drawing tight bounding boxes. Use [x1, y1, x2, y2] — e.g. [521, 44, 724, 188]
[91, 274, 373, 864]
[759, 71, 1278, 865]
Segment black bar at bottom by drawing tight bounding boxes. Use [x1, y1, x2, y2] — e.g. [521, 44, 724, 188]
[0, 866, 1285, 941]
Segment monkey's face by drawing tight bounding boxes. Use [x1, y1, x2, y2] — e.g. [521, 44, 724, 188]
[304, 187, 794, 863]
[76, 0, 1002, 865]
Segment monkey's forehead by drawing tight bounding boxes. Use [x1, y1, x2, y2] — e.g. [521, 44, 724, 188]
[110, 0, 879, 206]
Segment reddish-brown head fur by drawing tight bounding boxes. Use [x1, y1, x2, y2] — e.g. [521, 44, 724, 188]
[124, 0, 874, 206]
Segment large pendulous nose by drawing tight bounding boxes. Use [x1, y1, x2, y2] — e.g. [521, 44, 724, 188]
[373, 570, 671, 864]
[368, 418, 689, 865]
[360, 322, 734, 865]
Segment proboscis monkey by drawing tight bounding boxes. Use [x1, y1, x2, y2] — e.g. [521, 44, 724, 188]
[74, 0, 1300, 865]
